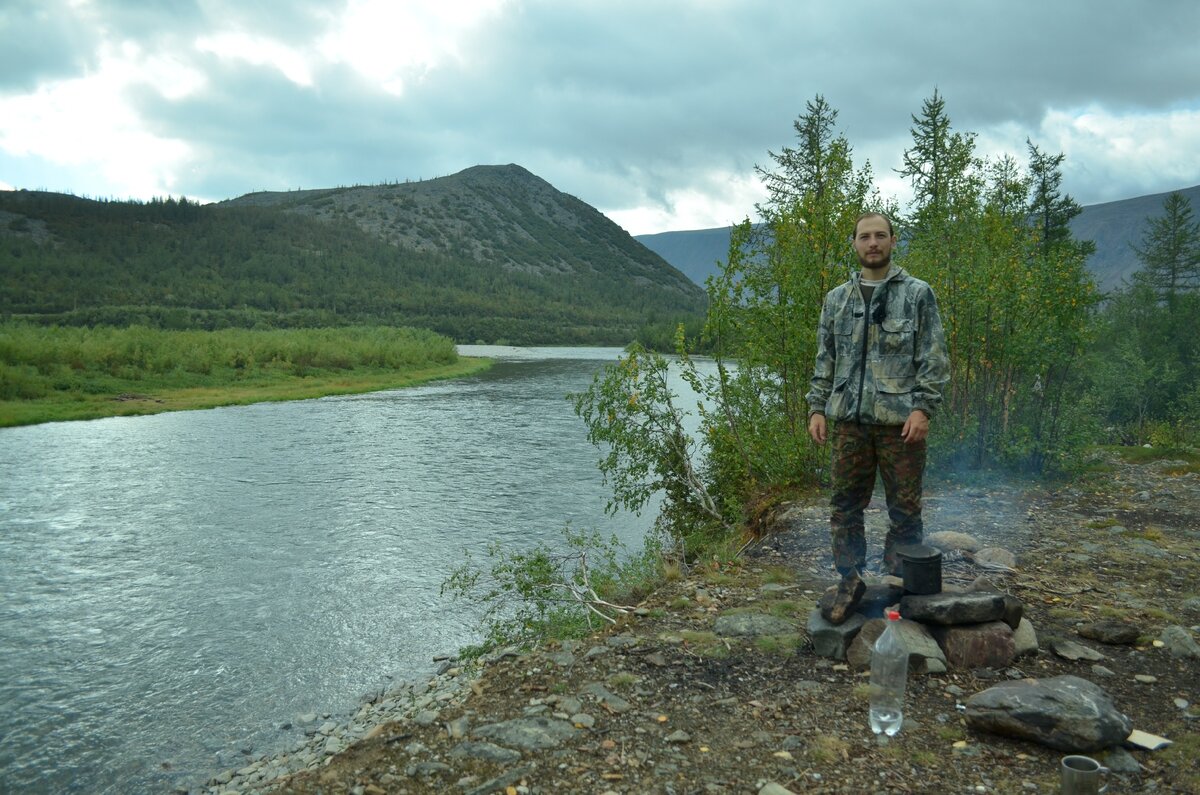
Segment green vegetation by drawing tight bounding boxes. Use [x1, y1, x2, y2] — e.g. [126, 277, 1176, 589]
[570, 91, 1198, 576]
[449, 94, 1199, 660]
[0, 169, 706, 347]
[1082, 192, 1200, 447]
[0, 322, 482, 426]
[440, 527, 666, 655]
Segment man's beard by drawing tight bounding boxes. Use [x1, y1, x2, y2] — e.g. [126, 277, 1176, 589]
[857, 252, 891, 270]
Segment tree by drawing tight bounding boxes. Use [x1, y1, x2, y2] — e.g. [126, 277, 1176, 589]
[1132, 191, 1200, 306]
[899, 92, 1097, 472]
[1026, 140, 1095, 263]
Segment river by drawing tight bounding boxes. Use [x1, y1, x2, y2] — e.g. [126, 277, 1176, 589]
[0, 345, 705, 793]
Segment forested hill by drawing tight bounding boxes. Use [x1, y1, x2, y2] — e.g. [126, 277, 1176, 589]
[0, 165, 706, 345]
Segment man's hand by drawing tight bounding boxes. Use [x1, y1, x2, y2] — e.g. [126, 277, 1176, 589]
[808, 413, 827, 445]
[901, 409, 929, 444]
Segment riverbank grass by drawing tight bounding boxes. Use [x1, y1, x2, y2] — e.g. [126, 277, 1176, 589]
[0, 323, 491, 427]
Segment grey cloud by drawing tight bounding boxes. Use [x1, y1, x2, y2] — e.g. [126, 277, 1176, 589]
[0, 2, 100, 89]
[4, 0, 1198, 223]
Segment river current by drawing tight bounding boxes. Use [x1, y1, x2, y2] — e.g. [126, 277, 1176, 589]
[0, 346, 695, 793]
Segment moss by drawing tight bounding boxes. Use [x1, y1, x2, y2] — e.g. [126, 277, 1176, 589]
[809, 734, 849, 764]
[761, 566, 796, 585]
[606, 672, 639, 689]
[754, 634, 803, 655]
[934, 724, 966, 742]
[767, 600, 807, 619]
[1158, 731, 1200, 789]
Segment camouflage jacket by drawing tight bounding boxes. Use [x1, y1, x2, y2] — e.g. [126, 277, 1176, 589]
[806, 267, 949, 425]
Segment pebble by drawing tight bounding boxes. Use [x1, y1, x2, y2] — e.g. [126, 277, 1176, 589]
[1134, 674, 1158, 684]
[190, 657, 480, 793]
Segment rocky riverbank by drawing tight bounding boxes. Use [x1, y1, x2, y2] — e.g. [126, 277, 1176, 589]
[191, 449, 1200, 794]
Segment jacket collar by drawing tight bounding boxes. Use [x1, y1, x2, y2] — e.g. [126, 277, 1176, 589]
[851, 265, 906, 285]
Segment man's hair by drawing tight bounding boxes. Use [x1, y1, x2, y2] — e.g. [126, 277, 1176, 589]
[853, 211, 894, 237]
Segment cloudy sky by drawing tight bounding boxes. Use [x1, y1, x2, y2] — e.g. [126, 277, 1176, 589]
[2, 0, 1198, 235]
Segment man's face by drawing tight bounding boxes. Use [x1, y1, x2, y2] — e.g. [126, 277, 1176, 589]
[853, 215, 896, 271]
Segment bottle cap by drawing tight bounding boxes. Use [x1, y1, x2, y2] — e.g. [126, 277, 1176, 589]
[886, 609, 900, 621]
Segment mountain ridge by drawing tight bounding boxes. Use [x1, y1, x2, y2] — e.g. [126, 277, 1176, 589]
[636, 184, 1200, 292]
[0, 165, 706, 346]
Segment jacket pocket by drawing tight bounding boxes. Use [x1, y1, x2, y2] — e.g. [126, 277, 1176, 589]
[833, 316, 856, 357]
[879, 318, 914, 355]
[874, 375, 914, 425]
[827, 376, 852, 419]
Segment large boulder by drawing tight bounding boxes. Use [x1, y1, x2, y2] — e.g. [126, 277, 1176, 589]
[931, 621, 1016, 669]
[964, 675, 1132, 752]
[805, 609, 865, 660]
[900, 592, 1011, 625]
[847, 617, 947, 673]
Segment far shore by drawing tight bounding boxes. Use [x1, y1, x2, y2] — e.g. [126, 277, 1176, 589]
[0, 356, 494, 428]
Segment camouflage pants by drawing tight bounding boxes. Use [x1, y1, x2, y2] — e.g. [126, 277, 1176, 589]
[829, 421, 926, 577]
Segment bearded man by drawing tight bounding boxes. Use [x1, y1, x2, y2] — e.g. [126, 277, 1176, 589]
[806, 212, 949, 624]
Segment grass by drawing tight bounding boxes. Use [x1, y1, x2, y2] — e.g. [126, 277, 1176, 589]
[808, 735, 849, 764]
[753, 634, 803, 655]
[1, 324, 492, 426]
[761, 566, 795, 585]
[1096, 444, 1200, 466]
[1158, 731, 1200, 789]
[2, 358, 493, 426]
[606, 672, 639, 689]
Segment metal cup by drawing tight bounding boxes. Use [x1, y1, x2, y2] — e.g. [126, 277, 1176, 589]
[1061, 755, 1109, 794]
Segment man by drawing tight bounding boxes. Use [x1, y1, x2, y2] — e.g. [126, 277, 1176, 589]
[806, 212, 949, 624]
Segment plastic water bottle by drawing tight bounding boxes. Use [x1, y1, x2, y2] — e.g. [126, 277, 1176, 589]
[869, 608, 908, 736]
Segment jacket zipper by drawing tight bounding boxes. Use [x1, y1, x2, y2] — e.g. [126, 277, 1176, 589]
[853, 285, 871, 424]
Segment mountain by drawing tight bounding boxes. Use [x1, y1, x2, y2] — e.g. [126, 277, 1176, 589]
[635, 185, 1200, 293]
[633, 226, 738, 287]
[1068, 184, 1200, 291]
[0, 165, 706, 345]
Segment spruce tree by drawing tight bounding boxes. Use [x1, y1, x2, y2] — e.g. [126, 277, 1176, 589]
[1132, 191, 1200, 306]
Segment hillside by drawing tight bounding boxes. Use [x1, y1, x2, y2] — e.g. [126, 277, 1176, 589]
[0, 165, 706, 345]
[636, 184, 1200, 293]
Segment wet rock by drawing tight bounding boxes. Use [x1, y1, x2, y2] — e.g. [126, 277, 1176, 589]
[1046, 636, 1107, 662]
[579, 682, 633, 713]
[1160, 625, 1200, 659]
[1098, 745, 1141, 774]
[413, 709, 440, 726]
[931, 622, 1016, 669]
[805, 609, 865, 660]
[406, 760, 452, 777]
[472, 716, 576, 749]
[1000, 594, 1024, 630]
[972, 547, 1018, 570]
[925, 531, 982, 553]
[714, 612, 796, 637]
[900, 592, 1010, 625]
[964, 675, 1133, 752]
[449, 740, 522, 763]
[1012, 618, 1039, 657]
[1077, 620, 1140, 646]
